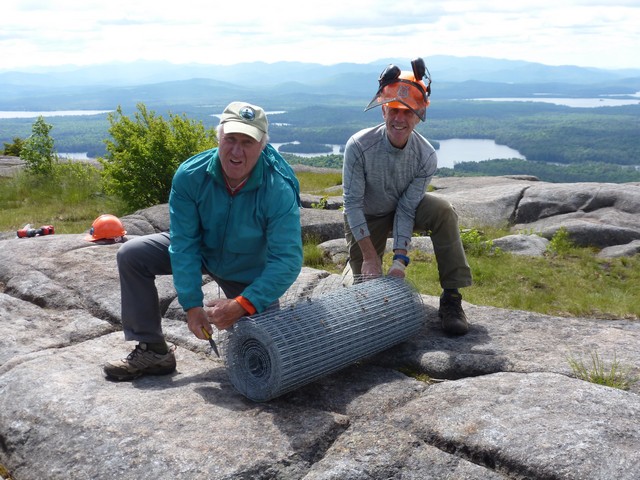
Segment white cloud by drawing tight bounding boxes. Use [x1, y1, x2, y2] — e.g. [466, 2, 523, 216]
[1, 0, 638, 69]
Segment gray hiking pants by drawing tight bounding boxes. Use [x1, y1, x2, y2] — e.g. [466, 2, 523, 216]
[116, 232, 248, 343]
[345, 193, 473, 290]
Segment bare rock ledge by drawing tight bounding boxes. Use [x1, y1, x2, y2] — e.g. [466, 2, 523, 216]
[1, 175, 639, 479]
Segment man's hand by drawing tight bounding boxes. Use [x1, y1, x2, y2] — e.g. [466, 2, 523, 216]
[187, 306, 212, 339]
[361, 257, 382, 279]
[387, 259, 406, 278]
[358, 237, 382, 280]
[204, 298, 246, 330]
[187, 299, 247, 338]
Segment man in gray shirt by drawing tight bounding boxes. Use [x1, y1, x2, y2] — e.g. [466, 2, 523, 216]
[342, 58, 472, 335]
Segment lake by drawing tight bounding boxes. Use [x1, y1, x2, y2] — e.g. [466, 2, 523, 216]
[435, 139, 525, 168]
[271, 139, 525, 168]
[471, 97, 640, 108]
[0, 110, 112, 119]
[271, 142, 343, 158]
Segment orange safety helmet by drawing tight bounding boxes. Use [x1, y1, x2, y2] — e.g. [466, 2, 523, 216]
[365, 58, 432, 121]
[85, 214, 126, 242]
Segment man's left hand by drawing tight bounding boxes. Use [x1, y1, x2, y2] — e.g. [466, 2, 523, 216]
[387, 259, 406, 278]
[204, 298, 246, 330]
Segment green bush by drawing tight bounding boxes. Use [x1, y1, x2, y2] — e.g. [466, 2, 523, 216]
[100, 104, 217, 212]
[547, 227, 574, 255]
[21, 116, 56, 175]
[311, 195, 329, 209]
[2, 137, 25, 156]
[460, 228, 500, 257]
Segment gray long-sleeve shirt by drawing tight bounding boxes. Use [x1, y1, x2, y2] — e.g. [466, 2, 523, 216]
[342, 123, 438, 251]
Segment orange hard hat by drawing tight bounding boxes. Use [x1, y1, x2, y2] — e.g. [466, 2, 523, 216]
[365, 61, 432, 121]
[385, 72, 429, 109]
[85, 214, 126, 242]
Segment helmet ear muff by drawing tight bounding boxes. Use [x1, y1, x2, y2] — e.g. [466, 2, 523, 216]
[411, 58, 426, 82]
[378, 64, 401, 89]
[411, 57, 431, 97]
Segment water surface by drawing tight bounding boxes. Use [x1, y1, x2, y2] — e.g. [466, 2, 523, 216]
[0, 110, 112, 119]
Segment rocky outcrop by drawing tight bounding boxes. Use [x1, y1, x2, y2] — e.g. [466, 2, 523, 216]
[301, 175, 640, 254]
[428, 176, 640, 249]
[0, 156, 25, 178]
[597, 239, 640, 258]
[304, 175, 640, 259]
[1, 176, 639, 479]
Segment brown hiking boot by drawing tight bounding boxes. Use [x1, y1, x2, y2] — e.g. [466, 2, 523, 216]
[103, 343, 176, 381]
[439, 292, 469, 335]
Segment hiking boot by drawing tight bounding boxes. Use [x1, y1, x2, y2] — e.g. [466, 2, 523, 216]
[439, 292, 469, 335]
[103, 343, 176, 381]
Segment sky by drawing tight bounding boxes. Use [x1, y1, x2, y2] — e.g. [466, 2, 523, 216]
[2, 0, 639, 71]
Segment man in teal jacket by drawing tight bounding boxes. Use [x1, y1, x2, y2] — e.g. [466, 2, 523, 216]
[104, 101, 303, 381]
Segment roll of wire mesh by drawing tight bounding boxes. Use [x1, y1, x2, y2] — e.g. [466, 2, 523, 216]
[225, 276, 424, 402]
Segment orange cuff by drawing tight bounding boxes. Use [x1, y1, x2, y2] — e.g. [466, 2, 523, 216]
[234, 295, 257, 315]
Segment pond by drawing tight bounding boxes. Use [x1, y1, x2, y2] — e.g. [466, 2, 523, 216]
[435, 139, 525, 168]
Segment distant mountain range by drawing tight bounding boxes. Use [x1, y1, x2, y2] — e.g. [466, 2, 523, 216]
[1, 56, 639, 111]
[3, 55, 640, 86]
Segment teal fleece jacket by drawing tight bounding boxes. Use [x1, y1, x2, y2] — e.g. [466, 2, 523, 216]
[168, 144, 302, 313]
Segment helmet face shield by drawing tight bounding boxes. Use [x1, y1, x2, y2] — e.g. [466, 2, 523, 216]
[365, 59, 432, 122]
[365, 79, 428, 121]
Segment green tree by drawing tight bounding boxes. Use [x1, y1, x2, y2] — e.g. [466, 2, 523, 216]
[3, 137, 25, 156]
[100, 103, 218, 212]
[21, 116, 57, 175]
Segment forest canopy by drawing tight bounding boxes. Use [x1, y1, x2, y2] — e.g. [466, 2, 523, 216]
[2, 98, 639, 183]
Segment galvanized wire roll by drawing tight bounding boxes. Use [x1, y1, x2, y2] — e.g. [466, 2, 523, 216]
[225, 276, 424, 402]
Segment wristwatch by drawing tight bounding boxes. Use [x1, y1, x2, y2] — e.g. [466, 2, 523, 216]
[392, 254, 410, 266]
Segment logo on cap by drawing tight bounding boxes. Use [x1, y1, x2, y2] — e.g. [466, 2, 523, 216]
[396, 84, 411, 99]
[240, 106, 256, 121]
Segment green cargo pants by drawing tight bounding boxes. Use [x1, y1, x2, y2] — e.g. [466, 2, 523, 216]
[345, 193, 473, 289]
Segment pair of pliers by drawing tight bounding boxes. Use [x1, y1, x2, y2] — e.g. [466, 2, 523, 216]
[201, 327, 220, 357]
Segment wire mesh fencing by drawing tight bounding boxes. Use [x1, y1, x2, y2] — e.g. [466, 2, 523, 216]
[224, 275, 424, 402]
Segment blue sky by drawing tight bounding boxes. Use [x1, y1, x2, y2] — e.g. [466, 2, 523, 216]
[2, 0, 639, 70]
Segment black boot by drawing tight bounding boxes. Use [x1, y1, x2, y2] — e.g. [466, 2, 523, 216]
[439, 291, 469, 335]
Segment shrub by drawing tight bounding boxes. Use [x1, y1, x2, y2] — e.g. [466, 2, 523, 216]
[100, 103, 217, 212]
[547, 227, 574, 255]
[460, 228, 500, 257]
[21, 116, 57, 175]
[3, 137, 25, 156]
[311, 195, 329, 209]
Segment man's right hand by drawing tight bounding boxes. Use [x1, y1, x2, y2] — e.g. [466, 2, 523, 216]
[361, 257, 382, 279]
[358, 236, 382, 280]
